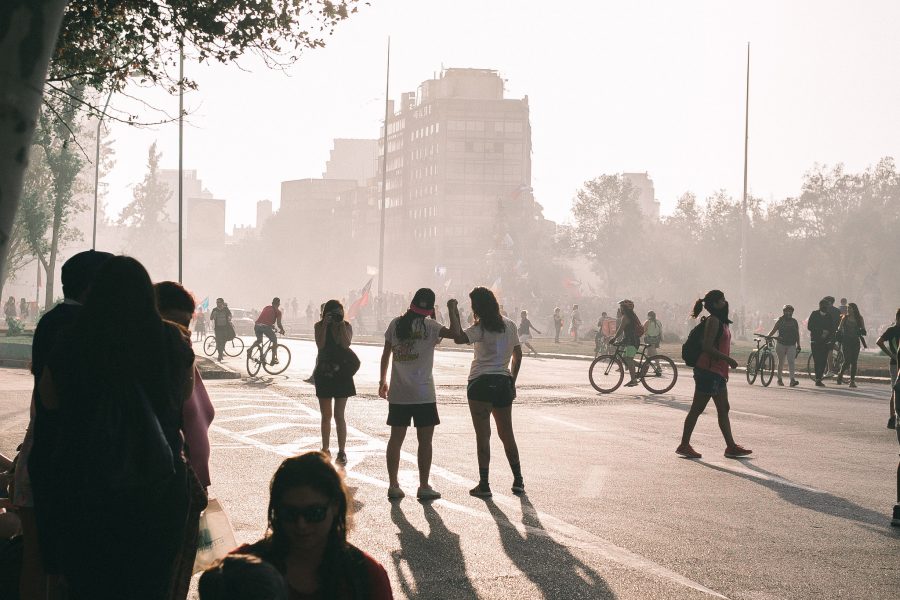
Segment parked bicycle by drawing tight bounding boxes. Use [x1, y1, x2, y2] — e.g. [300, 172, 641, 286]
[746, 334, 777, 386]
[203, 334, 245, 358]
[247, 337, 292, 376]
[805, 340, 844, 380]
[589, 342, 678, 394]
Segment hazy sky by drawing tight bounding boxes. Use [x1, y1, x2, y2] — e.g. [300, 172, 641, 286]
[101, 0, 900, 232]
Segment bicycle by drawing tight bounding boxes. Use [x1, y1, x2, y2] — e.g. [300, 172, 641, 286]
[806, 340, 844, 380]
[589, 342, 678, 394]
[746, 334, 777, 386]
[246, 336, 292, 376]
[203, 334, 245, 358]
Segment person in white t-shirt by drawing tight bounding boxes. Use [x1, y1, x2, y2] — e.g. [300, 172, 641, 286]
[448, 286, 524, 498]
[379, 288, 457, 501]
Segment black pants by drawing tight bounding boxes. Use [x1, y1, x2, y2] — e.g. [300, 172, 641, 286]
[811, 342, 830, 381]
[214, 326, 230, 358]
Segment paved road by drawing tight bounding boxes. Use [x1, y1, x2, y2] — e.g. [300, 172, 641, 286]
[2, 337, 897, 599]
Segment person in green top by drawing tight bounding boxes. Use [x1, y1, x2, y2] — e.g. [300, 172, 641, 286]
[643, 310, 663, 358]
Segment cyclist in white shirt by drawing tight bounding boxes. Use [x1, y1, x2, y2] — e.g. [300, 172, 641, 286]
[448, 287, 524, 498]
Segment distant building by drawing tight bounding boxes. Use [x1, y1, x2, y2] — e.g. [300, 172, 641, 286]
[187, 197, 226, 243]
[324, 139, 377, 185]
[256, 199, 273, 229]
[158, 169, 214, 237]
[378, 67, 537, 287]
[622, 172, 660, 221]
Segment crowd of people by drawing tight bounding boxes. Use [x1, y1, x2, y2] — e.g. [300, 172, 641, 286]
[2, 251, 898, 598]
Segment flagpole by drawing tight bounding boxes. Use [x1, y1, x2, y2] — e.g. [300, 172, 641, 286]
[377, 37, 390, 329]
[739, 42, 750, 336]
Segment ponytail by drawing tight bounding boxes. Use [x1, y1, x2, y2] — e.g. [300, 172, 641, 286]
[690, 298, 705, 319]
[396, 310, 424, 341]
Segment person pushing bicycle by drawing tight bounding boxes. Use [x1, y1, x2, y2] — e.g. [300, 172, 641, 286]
[252, 297, 286, 364]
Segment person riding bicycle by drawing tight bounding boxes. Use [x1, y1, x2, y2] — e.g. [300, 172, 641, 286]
[611, 299, 641, 387]
[595, 312, 617, 355]
[253, 297, 286, 365]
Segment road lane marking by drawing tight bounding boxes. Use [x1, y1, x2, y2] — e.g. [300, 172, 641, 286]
[578, 466, 608, 498]
[208, 386, 730, 599]
[729, 410, 772, 419]
[539, 415, 594, 431]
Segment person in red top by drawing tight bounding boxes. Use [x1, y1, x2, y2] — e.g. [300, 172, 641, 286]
[254, 297, 286, 364]
[676, 290, 752, 460]
[236, 452, 393, 600]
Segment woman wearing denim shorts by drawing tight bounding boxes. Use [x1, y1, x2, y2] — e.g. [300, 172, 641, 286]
[676, 290, 753, 460]
[448, 287, 524, 498]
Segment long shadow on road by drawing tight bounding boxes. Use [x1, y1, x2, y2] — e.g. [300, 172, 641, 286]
[693, 460, 900, 539]
[485, 495, 617, 599]
[390, 501, 480, 599]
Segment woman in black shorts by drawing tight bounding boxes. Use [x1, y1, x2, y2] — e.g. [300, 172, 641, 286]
[448, 287, 524, 498]
[379, 288, 457, 501]
[314, 300, 356, 465]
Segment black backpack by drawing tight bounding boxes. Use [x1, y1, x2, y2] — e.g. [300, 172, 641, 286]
[681, 317, 722, 367]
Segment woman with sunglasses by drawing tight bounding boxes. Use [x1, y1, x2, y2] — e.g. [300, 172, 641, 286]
[238, 452, 393, 599]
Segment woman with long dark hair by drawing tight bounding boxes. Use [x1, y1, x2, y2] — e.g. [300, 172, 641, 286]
[238, 452, 392, 599]
[676, 290, 752, 460]
[448, 287, 525, 498]
[836, 302, 866, 388]
[314, 299, 356, 465]
[379, 288, 456, 500]
[35, 256, 194, 599]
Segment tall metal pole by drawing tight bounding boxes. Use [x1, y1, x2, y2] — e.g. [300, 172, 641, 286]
[178, 38, 185, 284]
[739, 42, 750, 330]
[377, 37, 390, 327]
[92, 88, 114, 250]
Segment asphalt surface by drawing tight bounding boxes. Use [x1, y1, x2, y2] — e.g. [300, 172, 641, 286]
[2, 336, 898, 599]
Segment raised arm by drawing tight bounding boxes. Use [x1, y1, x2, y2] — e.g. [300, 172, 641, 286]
[447, 299, 470, 344]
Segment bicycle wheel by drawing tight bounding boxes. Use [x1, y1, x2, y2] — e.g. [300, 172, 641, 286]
[746, 351, 759, 385]
[759, 351, 775, 387]
[832, 348, 845, 377]
[641, 354, 678, 394]
[246, 343, 263, 377]
[589, 355, 624, 393]
[263, 343, 292, 375]
[224, 336, 245, 357]
[203, 335, 217, 357]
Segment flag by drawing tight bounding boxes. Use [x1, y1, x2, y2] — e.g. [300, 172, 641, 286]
[443, 278, 452, 291]
[490, 277, 502, 299]
[198, 297, 209, 313]
[347, 278, 373, 320]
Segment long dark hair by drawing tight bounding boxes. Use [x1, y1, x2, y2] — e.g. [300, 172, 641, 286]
[319, 299, 344, 323]
[396, 288, 435, 340]
[266, 452, 363, 598]
[846, 302, 864, 330]
[690, 289, 732, 325]
[469, 286, 505, 333]
[68, 256, 185, 412]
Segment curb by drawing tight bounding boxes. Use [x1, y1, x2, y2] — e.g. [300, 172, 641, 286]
[196, 356, 242, 380]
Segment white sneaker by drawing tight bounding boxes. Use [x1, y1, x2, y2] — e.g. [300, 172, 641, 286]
[416, 486, 441, 500]
[387, 486, 405, 500]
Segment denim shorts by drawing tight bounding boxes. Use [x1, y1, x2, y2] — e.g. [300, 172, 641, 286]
[467, 374, 516, 408]
[693, 367, 727, 396]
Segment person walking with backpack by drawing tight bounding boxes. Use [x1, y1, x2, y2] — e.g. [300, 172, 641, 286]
[643, 310, 663, 358]
[676, 290, 752, 460]
[767, 304, 801, 387]
[379, 288, 455, 501]
[835, 302, 866, 388]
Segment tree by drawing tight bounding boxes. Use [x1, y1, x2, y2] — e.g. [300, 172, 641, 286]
[119, 142, 174, 279]
[0, 0, 362, 299]
[28, 81, 88, 308]
[569, 174, 643, 298]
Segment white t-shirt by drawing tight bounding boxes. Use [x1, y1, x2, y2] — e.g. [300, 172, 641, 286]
[385, 316, 443, 404]
[464, 317, 521, 380]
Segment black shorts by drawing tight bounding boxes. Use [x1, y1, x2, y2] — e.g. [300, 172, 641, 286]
[387, 403, 440, 428]
[467, 374, 516, 408]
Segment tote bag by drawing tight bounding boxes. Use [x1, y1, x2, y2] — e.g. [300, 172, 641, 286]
[192, 497, 238, 573]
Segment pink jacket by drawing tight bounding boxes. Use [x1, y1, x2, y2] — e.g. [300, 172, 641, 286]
[182, 366, 215, 487]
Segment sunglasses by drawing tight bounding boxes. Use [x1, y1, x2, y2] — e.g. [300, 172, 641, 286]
[277, 504, 330, 524]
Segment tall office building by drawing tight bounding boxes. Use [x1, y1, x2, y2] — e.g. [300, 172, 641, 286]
[623, 172, 661, 221]
[379, 68, 537, 288]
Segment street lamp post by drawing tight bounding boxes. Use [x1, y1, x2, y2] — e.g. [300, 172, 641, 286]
[376, 37, 390, 329]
